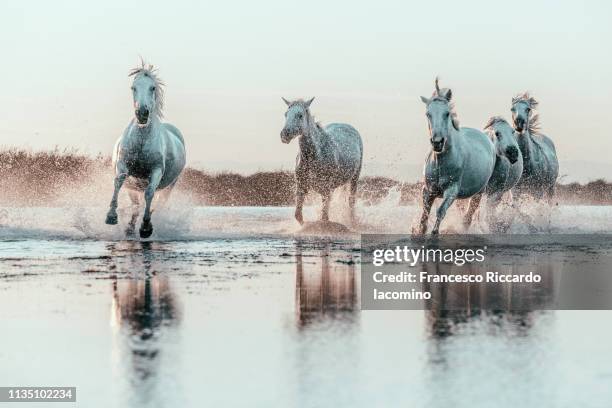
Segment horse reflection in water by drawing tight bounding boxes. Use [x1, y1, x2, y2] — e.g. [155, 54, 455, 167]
[294, 241, 358, 328]
[421, 247, 557, 340]
[107, 241, 180, 406]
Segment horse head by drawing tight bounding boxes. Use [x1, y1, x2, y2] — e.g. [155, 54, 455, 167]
[280, 97, 314, 143]
[420, 77, 460, 153]
[129, 61, 165, 128]
[484, 116, 520, 164]
[511, 92, 538, 133]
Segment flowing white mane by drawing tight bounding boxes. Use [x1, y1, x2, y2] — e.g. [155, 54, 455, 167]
[484, 115, 509, 131]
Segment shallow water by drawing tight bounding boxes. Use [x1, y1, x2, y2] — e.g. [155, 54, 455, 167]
[1, 206, 612, 407]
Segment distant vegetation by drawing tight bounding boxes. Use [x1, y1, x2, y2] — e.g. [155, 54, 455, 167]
[0, 149, 610, 206]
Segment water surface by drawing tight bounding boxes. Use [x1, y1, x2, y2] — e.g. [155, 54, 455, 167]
[1, 206, 611, 407]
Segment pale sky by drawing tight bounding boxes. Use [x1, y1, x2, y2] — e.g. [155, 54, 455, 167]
[1, 0, 610, 181]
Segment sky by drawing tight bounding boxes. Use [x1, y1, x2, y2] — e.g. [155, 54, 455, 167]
[1, 0, 610, 181]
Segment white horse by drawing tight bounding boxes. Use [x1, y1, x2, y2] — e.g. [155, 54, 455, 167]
[511, 93, 559, 202]
[415, 79, 496, 235]
[483, 116, 524, 231]
[280, 98, 363, 225]
[105, 62, 186, 238]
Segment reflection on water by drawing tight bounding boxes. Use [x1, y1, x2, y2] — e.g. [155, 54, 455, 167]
[294, 241, 358, 328]
[108, 242, 181, 407]
[292, 241, 361, 408]
[1, 230, 611, 407]
[423, 249, 557, 339]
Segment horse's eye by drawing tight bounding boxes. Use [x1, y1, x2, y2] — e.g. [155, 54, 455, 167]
[495, 131, 501, 138]
[526, 108, 531, 113]
[131, 86, 135, 91]
[444, 112, 449, 119]
[296, 113, 302, 119]
[150, 86, 155, 92]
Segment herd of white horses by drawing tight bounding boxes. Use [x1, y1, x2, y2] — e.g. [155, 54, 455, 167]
[105, 63, 558, 238]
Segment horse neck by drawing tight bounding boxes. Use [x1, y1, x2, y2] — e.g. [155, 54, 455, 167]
[433, 126, 460, 160]
[300, 116, 329, 161]
[128, 117, 161, 149]
[516, 129, 533, 161]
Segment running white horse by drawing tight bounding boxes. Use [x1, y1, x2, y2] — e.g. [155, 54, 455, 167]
[483, 116, 523, 231]
[280, 98, 363, 225]
[415, 79, 496, 235]
[511, 93, 559, 202]
[105, 62, 186, 238]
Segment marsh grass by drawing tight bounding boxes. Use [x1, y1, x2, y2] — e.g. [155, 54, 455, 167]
[0, 149, 609, 206]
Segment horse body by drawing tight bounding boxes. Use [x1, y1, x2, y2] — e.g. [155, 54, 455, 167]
[115, 122, 185, 190]
[514, 131, 558, 198]
[424, 127, 496, 198]
[417, 79, 496, 235]
[483, 116, 524, 231]
[298, 123, 362, 193]
[511, 93, 559, 201]
[281, 98, 363, 225]
[105, 63, 186, 238]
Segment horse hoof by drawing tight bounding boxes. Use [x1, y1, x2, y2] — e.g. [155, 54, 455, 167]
[139, 223, 153, 239]
[105, 213, 118, 225]
[431, 229, 439, 235]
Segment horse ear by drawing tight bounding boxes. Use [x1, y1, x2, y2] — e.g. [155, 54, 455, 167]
[420, 96, 430, 104]
[442, 88, 452, 101]
[305, 97, 315, 108]
[282, 97, 291, 106]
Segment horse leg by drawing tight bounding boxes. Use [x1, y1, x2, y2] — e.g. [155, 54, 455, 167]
[348, 177, 358, 225]
[151, 181, 177, 218]
[321, 190, 332, 222]
[484, 191, 503, 233]
[105, 173, 127, 225]
[140, 168, 163, 239]
[125, 190, 140, 237]
[413, 187, 435, 235]
[511, 190, 538, 233]
[545, 183, 556, 231]
[463, 193, 483, 231]
[295, 181, 307, 225]
[432, 185, 459, 235]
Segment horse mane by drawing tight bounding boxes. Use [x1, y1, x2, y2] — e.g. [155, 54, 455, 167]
[512, 92, 539, 109]
[484, 116, 508, 131]
[128, 60, 165, 119]
[512, 92, 541, 135]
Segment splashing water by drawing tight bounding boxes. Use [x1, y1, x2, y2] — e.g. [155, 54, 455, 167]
[0, 187, 610, 241]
